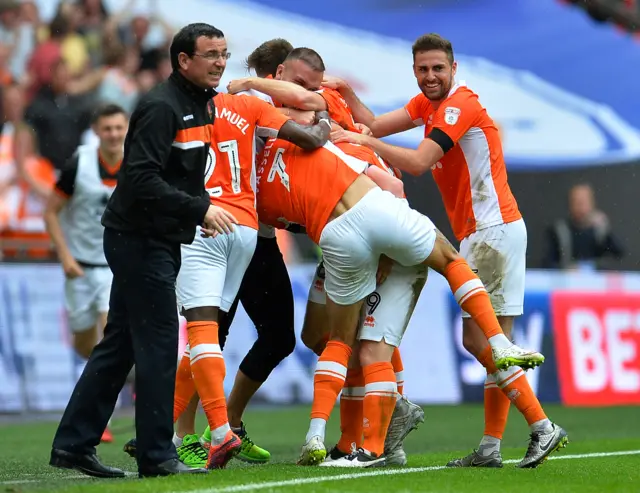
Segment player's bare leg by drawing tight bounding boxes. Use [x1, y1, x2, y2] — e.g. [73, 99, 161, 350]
[422, 232, 544, 370]
[322, 340, 394, 468]
[448, 317, 567, 468]
[227, 371, 262, 429]
[301, 300, 330, 356]
[298, 299, 363, 466]
[183, 307, 241, 469]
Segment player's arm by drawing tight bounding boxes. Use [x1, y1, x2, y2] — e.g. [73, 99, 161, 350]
[334, 95, 475, 175]
[279, 108, 316, 126]
[228, 77, 327, 111]
[323, 76, 416, 137]
[43, 159, 84, 279]
[332, 128, 444, 176]
[276, 110, 332, 150]
[364, 165, 405, 198]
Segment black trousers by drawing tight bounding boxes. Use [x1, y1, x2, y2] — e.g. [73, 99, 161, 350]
[52, 228, 181, 467]
[218, 236, 296, 382]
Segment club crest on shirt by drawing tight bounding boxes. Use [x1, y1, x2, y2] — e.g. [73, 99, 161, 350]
[444, 107, 461, 125]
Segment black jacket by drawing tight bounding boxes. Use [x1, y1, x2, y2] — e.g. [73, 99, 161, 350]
[102, 71, 216, 244]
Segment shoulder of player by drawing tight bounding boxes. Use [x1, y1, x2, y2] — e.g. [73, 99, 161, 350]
[440, 84, 480, 111]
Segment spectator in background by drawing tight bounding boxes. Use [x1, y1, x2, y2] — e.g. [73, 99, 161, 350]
[24, 59, 94, 170]
[96, 41, 139, 113]
[77, 0, 109, 68]
[26, 11, 66, 98]
[544, 183, 624, 270]
[55, 1, 90, 77]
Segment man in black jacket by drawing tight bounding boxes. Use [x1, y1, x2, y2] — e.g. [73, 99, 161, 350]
[50, 23, 234, 479]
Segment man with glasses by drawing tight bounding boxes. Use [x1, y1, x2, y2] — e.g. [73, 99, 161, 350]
[50, 23, 234, 479]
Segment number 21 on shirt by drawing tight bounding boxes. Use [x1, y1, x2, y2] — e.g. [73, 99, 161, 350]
[205, 139, 241, 197]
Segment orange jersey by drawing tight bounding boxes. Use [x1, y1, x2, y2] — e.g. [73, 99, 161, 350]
[207, 93, 290, 229]
[317, 87, 358, 132]
[405, 82, 521, 241]
[256, 140, 367, 244]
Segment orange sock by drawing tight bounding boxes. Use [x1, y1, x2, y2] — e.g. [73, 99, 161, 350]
[188, 321, 229, 441]
[391, 348, 404, 396]
[337, 367, 364, 453]
[173, 345, 196, 422]
[310, 340, 351, 421]
[445, 259, 503, 339]
[496, 367, 547, 426]
[478, 345, 509, 439]
[361, 362, 397, 457]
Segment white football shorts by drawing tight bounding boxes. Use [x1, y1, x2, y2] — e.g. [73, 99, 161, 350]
[318, 187, 436, 306]
[176, 225, 257, 312]
[459, 218, 527, 317]
[64, 266, 112, 332]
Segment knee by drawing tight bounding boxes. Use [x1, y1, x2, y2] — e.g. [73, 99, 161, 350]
[358, 340, 392, 367]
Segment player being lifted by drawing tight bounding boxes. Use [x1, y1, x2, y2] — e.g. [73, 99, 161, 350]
[255, 133, 543, 467]
[44, 104, 129, 445]
[329, 33, 568, 468]
[229, 45, 425, 466]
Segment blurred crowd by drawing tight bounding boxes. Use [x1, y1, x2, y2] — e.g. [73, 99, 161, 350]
[0, 0, 173, 260]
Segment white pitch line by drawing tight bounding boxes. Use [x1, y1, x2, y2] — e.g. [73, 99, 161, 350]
[173, 450, 640, 493]
[1, 450, 639, 488]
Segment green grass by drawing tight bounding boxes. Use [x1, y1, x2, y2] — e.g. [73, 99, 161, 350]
[1, 404, 639, 493]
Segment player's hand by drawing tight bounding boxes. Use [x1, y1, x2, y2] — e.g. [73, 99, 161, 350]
[203, 204, 238, 235]
[226, 78, 253, 94]
[321, 75, 346, 90]
[376, 255, 393, 286]
[331, 129, 365, 145]
[62, 257, 85, 279]
[355, 123, 373, 136]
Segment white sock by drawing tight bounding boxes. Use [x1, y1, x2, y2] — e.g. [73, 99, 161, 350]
[306, 418, 326, 443]
[478, 435, 501, 456]
[211, 423, 231, 445]
[530, 418, 553, 434]
[172, 433, 183, 448]
[488, 334, 512, 350]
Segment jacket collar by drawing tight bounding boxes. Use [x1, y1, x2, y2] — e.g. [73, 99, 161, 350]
[170, 71, 218, 103]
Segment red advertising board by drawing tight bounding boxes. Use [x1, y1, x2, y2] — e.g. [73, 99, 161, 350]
[552, 292, 640, 406]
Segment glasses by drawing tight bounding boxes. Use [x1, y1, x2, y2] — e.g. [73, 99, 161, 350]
[193, 52, 231, 61]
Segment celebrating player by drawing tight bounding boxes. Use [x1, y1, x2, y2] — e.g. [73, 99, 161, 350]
[330, 33, 568, 468]
[231, 45, 426, 466]
[255, 135, 543, 467]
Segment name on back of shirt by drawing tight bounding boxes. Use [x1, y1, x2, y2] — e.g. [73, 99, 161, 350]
[215, 106, 250, 135]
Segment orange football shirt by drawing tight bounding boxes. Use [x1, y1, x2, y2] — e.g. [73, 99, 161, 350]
[207, 93, 290, 229]
[405, 82, 521, 241]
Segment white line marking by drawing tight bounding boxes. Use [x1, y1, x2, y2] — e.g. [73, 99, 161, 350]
[176, 450, 640, 493]
[1, 450, 638, 488]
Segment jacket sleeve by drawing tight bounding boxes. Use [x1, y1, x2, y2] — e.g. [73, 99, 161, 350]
[123, 99, 210, 225]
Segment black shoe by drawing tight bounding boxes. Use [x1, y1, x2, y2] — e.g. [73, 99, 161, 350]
[123, 437, 137, 458]
[50, 448, 126, 478]
[138, 458, 208, 478]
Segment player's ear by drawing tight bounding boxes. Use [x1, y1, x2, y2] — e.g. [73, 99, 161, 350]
[451, 61, 457, 77]
[275, 64, 285, 80]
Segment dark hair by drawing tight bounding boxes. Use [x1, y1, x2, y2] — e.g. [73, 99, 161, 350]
[91, 103, 127, 124]
[284, 47, 325, 72]
[170, 23, 224, 71]
[412, 33, 454, 65]
[49, 13, 70, 40]
[245, 38, 293, 78]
